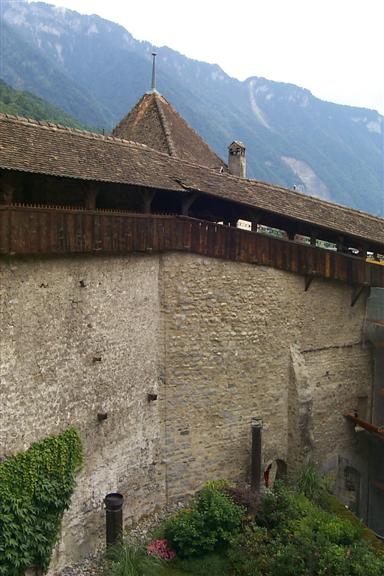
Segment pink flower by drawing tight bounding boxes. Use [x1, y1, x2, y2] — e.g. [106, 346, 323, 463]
[147, 538, 176, 560]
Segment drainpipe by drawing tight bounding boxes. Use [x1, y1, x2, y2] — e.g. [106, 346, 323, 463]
[105, 492, 124, 549]
[365, 289, 384, 427]
[364, 288, 384, 536]
[250, 420, 263, 492]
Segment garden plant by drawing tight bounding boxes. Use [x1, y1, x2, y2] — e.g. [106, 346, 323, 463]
[104, 469, 384, 576]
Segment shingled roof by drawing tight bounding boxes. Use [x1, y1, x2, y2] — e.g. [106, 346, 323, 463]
[0, 112, 383, 247]
[112, 91, 226, 170]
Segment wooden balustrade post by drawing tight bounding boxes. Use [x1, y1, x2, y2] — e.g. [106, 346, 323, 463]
[84, 185, 98, 210]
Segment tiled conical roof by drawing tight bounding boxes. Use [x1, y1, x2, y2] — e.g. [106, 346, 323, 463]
[112, 91, 226, 171]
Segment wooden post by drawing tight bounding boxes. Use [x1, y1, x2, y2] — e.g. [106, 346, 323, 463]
[84, 186, 98, 210]
[358, 244, 368, 258]
[336, 235, 345, 253]
[250, 212, 261, 232]
[181, 192, 198, 216]
[142, 189, 155, 214]
[0, 173, 15, 205]
[287, 228, 296, 241]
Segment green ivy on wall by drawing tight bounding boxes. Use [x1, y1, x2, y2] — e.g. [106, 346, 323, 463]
[0, 427, 82, 575]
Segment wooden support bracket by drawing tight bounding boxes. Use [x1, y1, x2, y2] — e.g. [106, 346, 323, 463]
[181, 192, 198, 216]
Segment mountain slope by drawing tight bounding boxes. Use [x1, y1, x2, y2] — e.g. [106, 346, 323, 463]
[1, 0, 383, 215]
[0, 15, 114, 129]
[0, 78, 87, 128]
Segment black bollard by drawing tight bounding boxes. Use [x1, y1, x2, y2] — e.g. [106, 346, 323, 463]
[250, 420, 262, 492]
[105, 492, 124, 549]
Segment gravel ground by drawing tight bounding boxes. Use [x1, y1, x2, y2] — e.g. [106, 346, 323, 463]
[57, 502, 185, 575]
[127, 502, 184, 546]
[57, 554, 103, 576]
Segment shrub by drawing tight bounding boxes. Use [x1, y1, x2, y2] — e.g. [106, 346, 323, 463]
[223, 485, 260, 517]
[197, 483, 246, 542]
[293, 463, 330, 507]
[171, 552, 230, 576]
[230, 527, 384, 576]
[348, 541, 384, 576]
[230, 483, 384, 576]
[105, 542, 166, 576]
[164, 483, 246, 557]
[165, 509, 216, 557]
[204, 478, 231, 491]
[227, 525, 270, 576]
[256, 480, 303, 530]
[326, 493, 384, 555]
[164, 507, 210, 557]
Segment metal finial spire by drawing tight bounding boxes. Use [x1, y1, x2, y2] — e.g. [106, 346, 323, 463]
[151, 52, 157, 92]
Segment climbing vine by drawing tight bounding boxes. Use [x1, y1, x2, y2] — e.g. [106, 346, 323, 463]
[0, 427, 82, 575]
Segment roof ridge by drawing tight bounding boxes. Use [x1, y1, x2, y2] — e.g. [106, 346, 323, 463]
[157, 94, 226, 168]
[0, 111, 93, 135]
[153, 94, 177, 157]
[0, 111, 165, 152]
[111, 96, 142, 136]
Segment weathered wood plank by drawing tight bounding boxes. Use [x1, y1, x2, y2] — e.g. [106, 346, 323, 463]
[0, 206, 383, 287]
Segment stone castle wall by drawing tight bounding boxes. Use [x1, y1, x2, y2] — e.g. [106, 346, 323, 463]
[0, 255, 165, 568]
[160, 254, 371, 499]
[0, 252, 371, 569]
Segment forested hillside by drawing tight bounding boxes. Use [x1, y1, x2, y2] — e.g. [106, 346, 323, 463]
[1, 0, 382, 215]
[0, 79, 86, 128]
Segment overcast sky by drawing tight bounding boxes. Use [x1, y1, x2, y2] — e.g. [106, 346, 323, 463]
[30, 0, 383, 114]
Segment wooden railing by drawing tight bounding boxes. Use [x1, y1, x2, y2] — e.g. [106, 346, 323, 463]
[1, 205, 383, 287]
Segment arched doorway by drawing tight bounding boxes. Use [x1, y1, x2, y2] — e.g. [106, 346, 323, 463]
[264, 459, 287, 488]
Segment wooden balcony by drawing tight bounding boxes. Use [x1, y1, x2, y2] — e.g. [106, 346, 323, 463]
[1, 204, 383, 288]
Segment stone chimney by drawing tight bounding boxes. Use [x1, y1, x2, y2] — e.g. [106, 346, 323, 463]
[228, 141, 246, 178]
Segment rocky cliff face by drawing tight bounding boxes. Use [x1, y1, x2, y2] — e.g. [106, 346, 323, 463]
[1, 0, 382, 215]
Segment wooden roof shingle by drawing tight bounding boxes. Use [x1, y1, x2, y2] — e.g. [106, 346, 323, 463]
[0, 112, 383, 247]
[112, 92, 226, 170]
